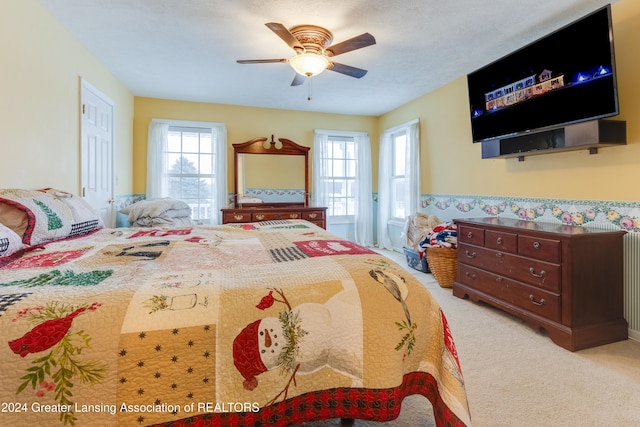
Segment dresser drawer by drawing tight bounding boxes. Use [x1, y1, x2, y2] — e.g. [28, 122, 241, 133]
[223, 212, 252, 223]
[504, 256, 560, 293]
[458, 243, 560, 292]
[252, 211, 301, 221]
[518, 235, 561, 263]
[302, 210, 325, 221]
[221, 207, 327, 229]
[485, 230, 517, 253]
[458, 225, 485, 245]
[458, 243, 500, 271]
[458, 264, 561, 322]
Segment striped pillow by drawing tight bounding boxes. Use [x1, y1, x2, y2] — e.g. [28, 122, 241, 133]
[0, 222, 23, 257]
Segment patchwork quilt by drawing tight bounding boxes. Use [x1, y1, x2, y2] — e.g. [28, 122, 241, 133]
[0, 220, 470, 426]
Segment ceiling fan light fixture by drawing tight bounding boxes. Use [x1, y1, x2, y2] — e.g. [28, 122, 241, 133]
[289, 53, 330, 77]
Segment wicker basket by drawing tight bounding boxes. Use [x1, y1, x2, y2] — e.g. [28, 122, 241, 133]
[425, 247, 458, 288]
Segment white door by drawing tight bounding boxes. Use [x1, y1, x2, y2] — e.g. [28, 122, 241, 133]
[80, 79, 115, 227]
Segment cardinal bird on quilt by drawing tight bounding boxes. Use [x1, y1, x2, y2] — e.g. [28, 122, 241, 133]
[8, 304, 98, 357]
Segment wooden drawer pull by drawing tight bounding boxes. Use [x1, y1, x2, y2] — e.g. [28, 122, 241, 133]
[465, 250, 476, 258]
[529, 294, 546, 306]
[464, 272, 476, 280]
[529, 267, 546, 278]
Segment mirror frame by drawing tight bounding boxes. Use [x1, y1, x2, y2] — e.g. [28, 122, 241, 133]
[233, 135, 310, 207]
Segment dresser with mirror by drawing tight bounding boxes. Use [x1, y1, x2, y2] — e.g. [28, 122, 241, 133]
[221, 136, 328, 229]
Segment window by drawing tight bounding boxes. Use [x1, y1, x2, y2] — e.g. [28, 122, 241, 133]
[377, 119, 419, 250]
[390, 132, 407, 220]
[313, 130, 373, 246]
[319, 136, 357, 218]
[147, 119, 227, 225]
[165, 126, 215, 223]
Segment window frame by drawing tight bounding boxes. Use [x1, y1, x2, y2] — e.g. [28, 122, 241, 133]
[389, 130, 408, 221]
[164, 125, 216, 224]
[319, 135, 358, 224]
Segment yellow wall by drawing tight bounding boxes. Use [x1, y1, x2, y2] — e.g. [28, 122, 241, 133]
[134, 1, 640, 203]
[379, 0, 640, 202]
[133, 98, 378, 194]
[0, 0, 133, 195]
[3, 0, 639, 206]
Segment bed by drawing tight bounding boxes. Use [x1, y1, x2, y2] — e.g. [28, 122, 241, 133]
[0, 190, 470, 427]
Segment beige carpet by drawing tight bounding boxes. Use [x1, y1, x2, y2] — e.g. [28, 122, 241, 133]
[301, 249, 640, 426]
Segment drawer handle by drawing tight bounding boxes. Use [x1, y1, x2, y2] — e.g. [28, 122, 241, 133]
[529, 294, 546, 306]
[233, 214, 244, 220]
[496, 276, 503, 282]
[496, 237, 503, 245]
[255, 214, 265, 220]
[274, 214, 282, 219]
[465, 250, 476, 259]
[533, 241, 541, 249]
[496, 252, 503, 258]
[467, 232, 474, 238]
[289, 213, 299, 219]
[529, 267, 546, 278]
[308, 213, 317, 219]
[465, 272, 476, 280]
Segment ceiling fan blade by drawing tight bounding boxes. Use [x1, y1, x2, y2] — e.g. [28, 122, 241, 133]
[326, 33, 376, 57]
[329, 62, 368, 78]
[265, 22, 304, 51]
[236, 59, 288, 64]
[291, 74, 306, 86]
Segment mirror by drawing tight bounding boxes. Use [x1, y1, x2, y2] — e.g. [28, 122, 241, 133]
[234, 136, 309, 206]
[238, 154, 306, 202]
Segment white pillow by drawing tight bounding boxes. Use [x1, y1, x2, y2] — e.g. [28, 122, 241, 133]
[41, 188, 104, 236]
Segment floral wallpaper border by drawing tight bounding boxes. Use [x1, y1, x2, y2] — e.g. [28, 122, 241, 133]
[234, 188, 306, 205]
[119, 192, 640, 234]
[244, 187, 306, 201]
[421, 194, 640, 232]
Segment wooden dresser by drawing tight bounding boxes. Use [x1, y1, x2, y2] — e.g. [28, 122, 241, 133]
[221, 204, 327, 229]
[453, 217, 627, 351]
[225, 136, 327, 229]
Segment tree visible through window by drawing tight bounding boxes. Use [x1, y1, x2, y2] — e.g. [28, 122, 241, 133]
[321, 136, 356, 218]
[166, 126, 214, 223]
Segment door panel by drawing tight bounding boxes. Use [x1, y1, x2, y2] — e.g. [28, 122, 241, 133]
[81, 79, 115, 227]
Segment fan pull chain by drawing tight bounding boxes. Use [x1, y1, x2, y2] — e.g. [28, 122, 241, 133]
[308, 78, 312, 101]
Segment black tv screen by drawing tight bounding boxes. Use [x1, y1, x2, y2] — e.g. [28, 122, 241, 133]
[467, 5, 618, 143]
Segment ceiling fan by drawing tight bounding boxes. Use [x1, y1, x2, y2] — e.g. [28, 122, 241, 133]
[237, 22, 376, 86]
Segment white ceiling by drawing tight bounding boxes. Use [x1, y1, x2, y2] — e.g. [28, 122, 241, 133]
[38, 0, 616, 116]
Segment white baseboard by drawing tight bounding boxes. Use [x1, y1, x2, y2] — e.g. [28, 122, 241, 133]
[628, 328, 640, 343]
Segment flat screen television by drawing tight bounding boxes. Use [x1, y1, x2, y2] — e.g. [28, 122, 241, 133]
[467, 5, 619, 143]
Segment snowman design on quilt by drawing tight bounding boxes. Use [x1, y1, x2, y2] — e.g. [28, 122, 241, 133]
[232, 286, 363, 392]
